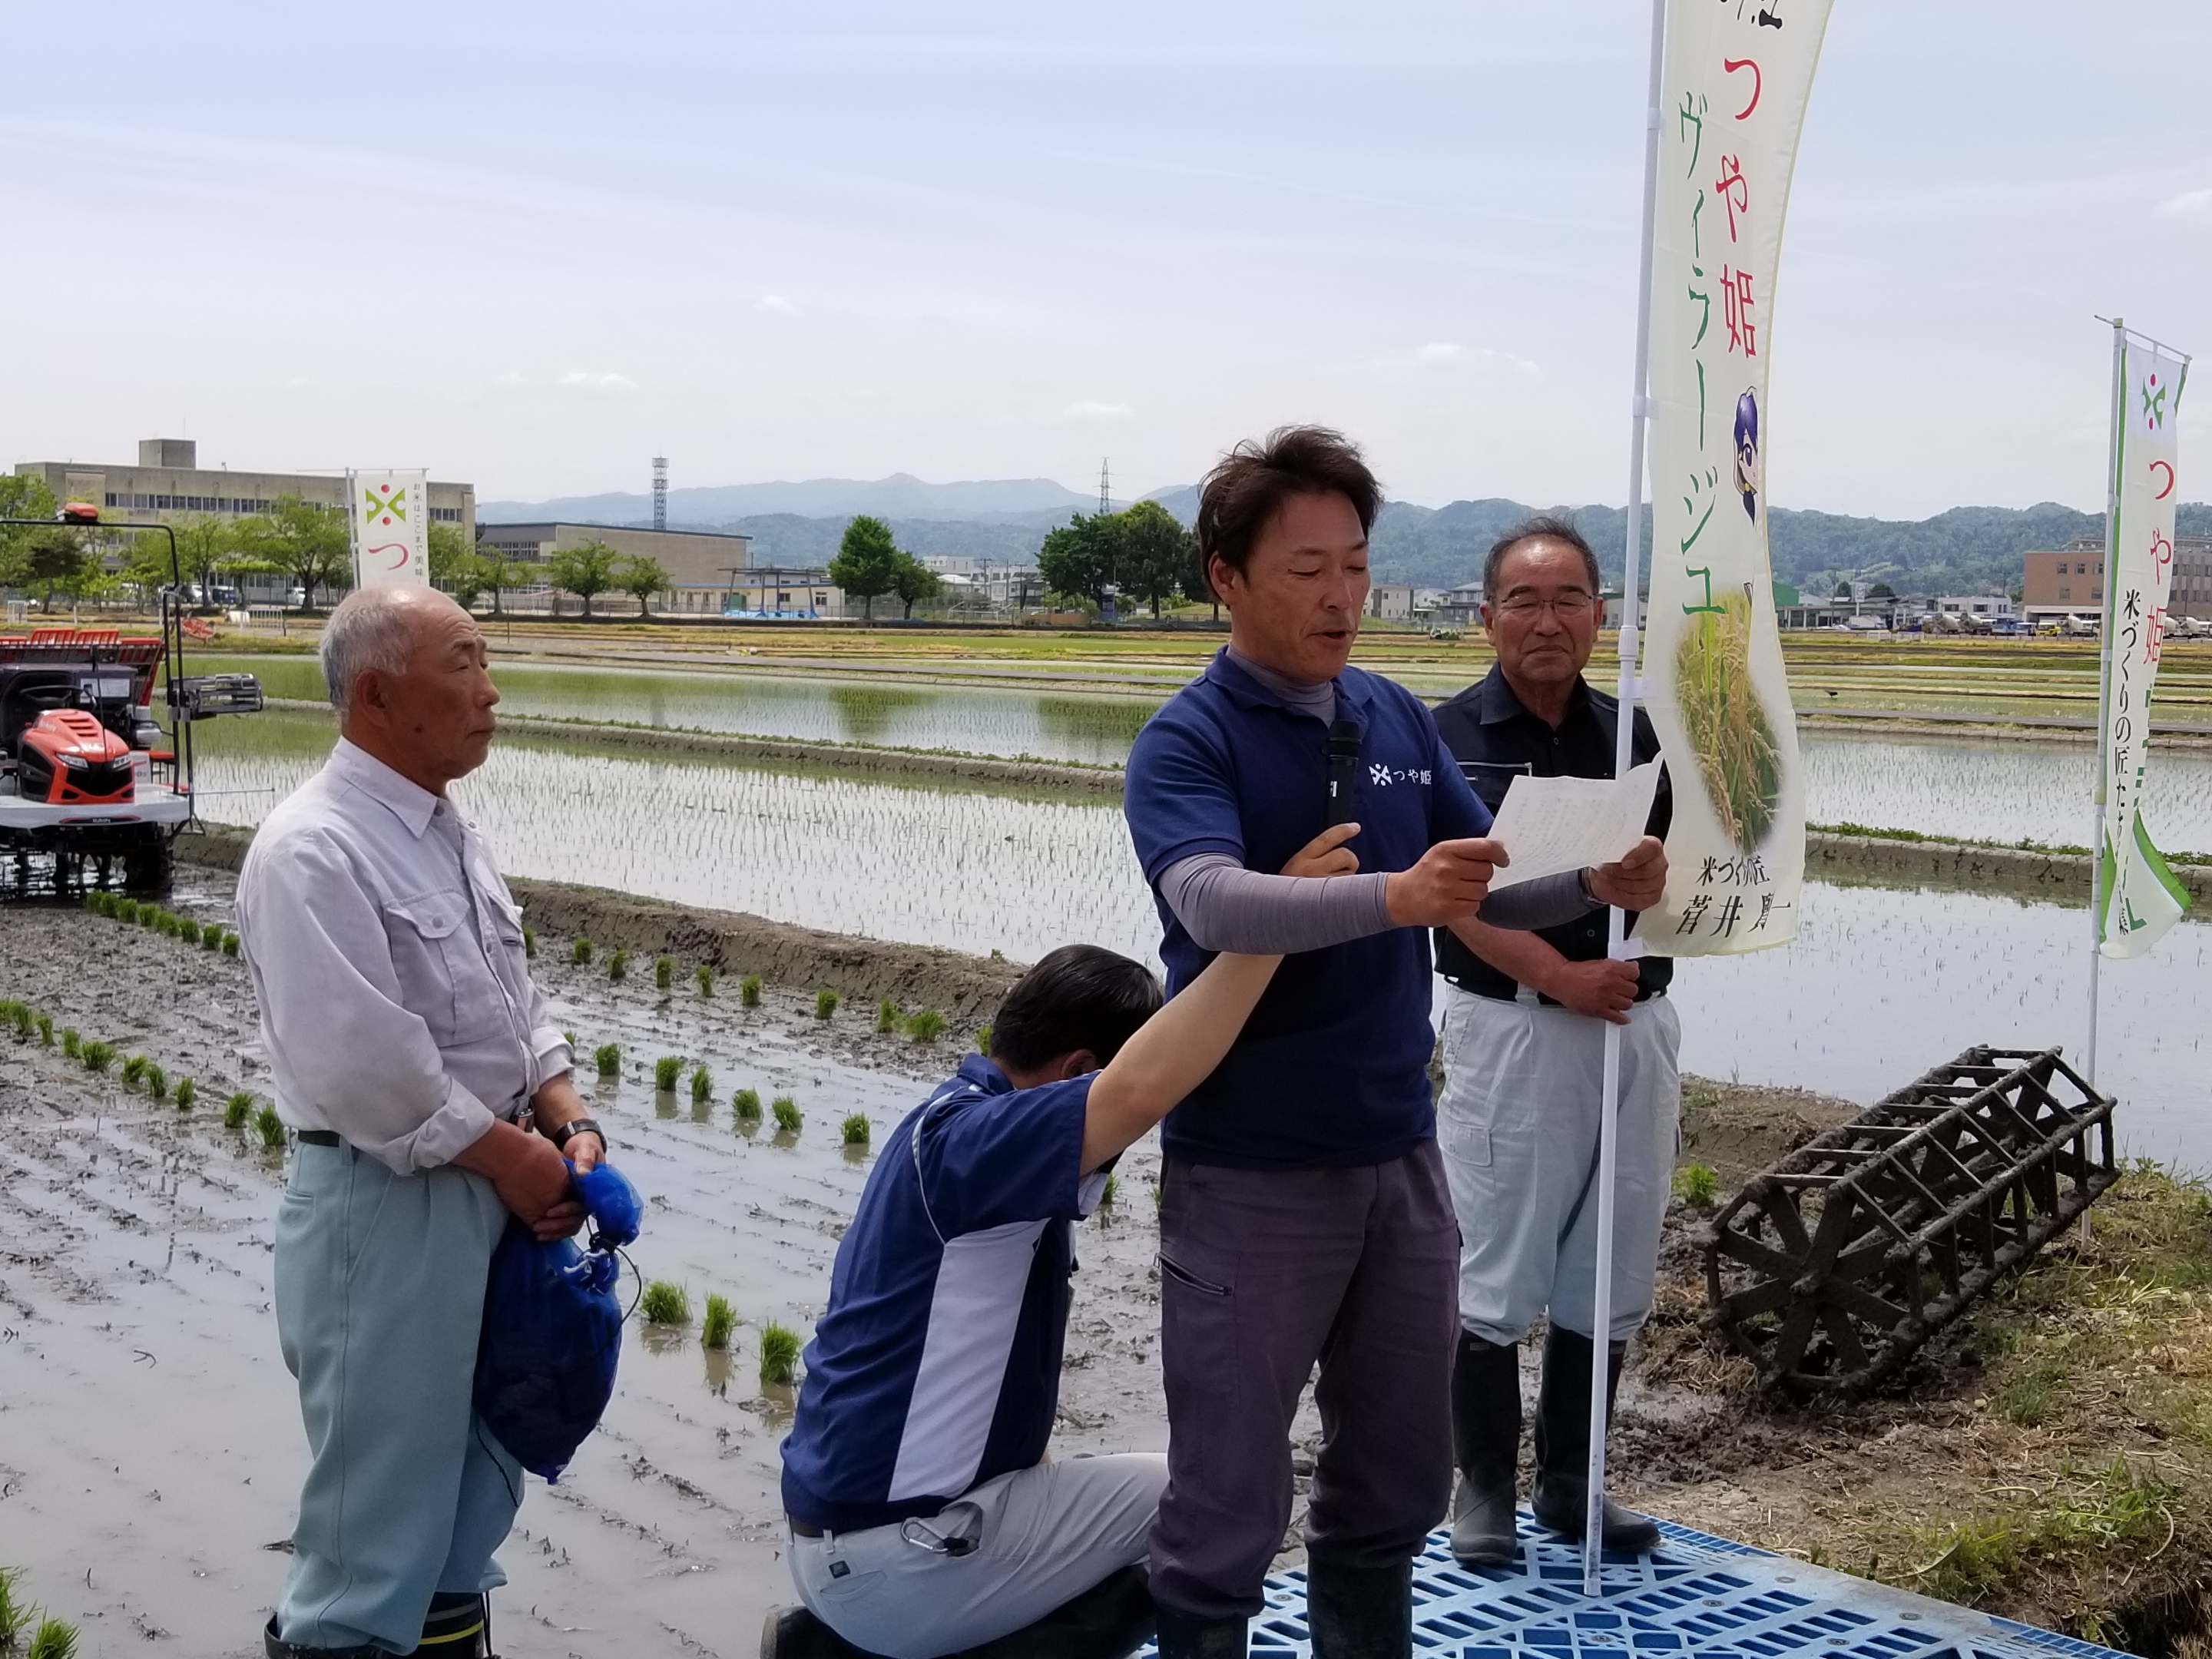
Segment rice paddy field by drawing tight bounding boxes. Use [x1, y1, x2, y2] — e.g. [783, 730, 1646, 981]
[187, 707, 2212, 1167]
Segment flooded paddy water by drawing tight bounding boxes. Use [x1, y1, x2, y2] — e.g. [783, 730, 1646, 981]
[180, 707, 2212, 1167]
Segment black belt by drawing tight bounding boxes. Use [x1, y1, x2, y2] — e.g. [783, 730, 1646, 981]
[789, 1515, 824, 1538]
[298, 1130, 341, 1147]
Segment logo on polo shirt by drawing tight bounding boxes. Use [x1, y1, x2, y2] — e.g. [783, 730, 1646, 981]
[1369, 762, 1434, 787]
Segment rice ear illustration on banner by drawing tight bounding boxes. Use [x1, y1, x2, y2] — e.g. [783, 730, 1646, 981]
[1674, 588, 1783, 852]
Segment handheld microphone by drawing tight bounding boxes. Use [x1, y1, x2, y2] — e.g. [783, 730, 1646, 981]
[1325, 718, 1362, 826]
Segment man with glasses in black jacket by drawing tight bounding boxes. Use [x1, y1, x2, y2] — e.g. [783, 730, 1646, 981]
[1429, 515, 1677, 1568]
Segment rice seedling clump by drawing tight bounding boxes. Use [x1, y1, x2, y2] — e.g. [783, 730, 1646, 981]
[522, 925, 537, 958]
[224, 1091, 254, 1130]
[841, 1113, 871, 1146]
[759, 1321, 800, 1386]
[876, 998, 900, 1033]
[739, 973, 760, 1006]
[815, 988, 839, 1021]
[906, 1009, 945, 1044]
[144, 1063, 167, 1101]
[594, 1041, 621, 1078]
[654, 1055, 684, 1091]
[607, 947, 628, 981]
[772, 1096, 802, 1133]
[654, 954, 674, 989]
[732, 1088, 761, 1121]
[61, 1028, 80, 1058]
[695, 963, 715, 996]
[174, 1076, 197, 1113]
[641, 1280, 690, 1325]
[81, 1041, 114, 1073]
[702, 1293, 736, 1350]
[28, 1613, 80, 1659]
[690, 1065, 713, 1103]
[253, 1104, 286, 1149]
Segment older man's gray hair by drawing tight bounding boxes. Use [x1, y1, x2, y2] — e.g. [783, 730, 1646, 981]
[320, 588, 425, 712]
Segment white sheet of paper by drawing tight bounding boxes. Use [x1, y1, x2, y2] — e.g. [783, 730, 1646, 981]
[1484, 760, 1662, 891]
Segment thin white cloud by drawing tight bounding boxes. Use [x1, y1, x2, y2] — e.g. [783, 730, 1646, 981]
[2158, 187, 2212, 217]
[1057, 400, 1135, 421]
[558, 372, 638, 392]
[756, 294, 796, 313]
[1379, 343, 1540, 376]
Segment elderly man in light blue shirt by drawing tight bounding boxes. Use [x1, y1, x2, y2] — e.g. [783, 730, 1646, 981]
[236, 584, 604, 1659]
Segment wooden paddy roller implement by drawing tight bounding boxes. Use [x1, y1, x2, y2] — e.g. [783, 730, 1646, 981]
[1700, 1046, 2117, 1394]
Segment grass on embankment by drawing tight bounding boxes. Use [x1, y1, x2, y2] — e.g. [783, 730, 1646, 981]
[1641, 1166, 2212, 1652]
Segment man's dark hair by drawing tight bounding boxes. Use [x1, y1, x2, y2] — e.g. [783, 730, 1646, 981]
[988, 945, 1164, 1074]
[1195, 426, 1383, 590]
[1482, 513, 1603, 602]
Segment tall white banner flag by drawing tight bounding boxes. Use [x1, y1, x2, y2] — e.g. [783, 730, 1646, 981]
[348, 470, 430, 591]
[2100, 343, 2191, 958]
[1641, 1, 1831, 957]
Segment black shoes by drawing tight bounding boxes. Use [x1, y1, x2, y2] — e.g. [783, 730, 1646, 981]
[1303, 1558, 1412, 1659]
[1448, 1331, 1523, 1567]
[1528, 1327, 1662, 1555]
[762, 1565, 1156, 1659]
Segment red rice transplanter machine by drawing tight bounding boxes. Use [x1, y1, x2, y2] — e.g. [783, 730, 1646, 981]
[0, 503, 263, 898]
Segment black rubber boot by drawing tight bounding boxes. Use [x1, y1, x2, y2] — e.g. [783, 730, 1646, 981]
[415, 1592, 492, 1656]
[1304, 1558, 1412, 1659]
[759, 1605, 887, 1658]
[1153, 1601, 1249, 1658]
[1449, 1330, 1522, 1567]
[1529, 1327, 1661, 1554]
[260, 1616, 386, 1659]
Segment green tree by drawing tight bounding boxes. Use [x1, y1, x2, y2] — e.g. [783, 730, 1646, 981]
[889, 552, 940, 619]
[545, 538, 621, 618]
[264, 495, 350, 611]
[1037, 512, 1123, 610]
[614, 555, 671, 618]
[21, 530, 93, 609]
[427, 522, 473, 591]
[0, 473, 60, 591]
[828, 515, 901, 621]
[1116, 500, 1197, 619]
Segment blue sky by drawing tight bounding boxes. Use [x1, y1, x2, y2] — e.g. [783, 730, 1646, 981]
[7, 2, 2209, 517]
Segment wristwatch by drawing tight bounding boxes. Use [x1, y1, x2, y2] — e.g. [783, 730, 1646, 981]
[548, 1117, 606, 1153]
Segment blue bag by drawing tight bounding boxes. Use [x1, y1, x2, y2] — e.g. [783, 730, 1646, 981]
[473, 1160, 644, 1482]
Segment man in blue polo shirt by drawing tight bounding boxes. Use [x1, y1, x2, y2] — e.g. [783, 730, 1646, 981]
[1124, 426, 1666, 1658]
[769, 939, 1290, 1659]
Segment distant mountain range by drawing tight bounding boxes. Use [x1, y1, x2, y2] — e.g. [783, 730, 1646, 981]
[479, 473, 1097, 527]
[481, 473, 2210, 598]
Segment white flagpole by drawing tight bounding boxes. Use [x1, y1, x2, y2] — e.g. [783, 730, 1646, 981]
[1585, 0, 1667, 1598]
[2088, 320, 2123, 1084]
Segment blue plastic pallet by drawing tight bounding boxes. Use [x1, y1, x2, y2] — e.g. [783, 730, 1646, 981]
[1142, 1510, 2121, 1659]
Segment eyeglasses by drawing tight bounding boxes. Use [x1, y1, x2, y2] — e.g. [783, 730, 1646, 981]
[1494, 594, 1595, 618]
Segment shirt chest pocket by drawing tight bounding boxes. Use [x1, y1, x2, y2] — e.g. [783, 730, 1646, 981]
[383, 889, 508, 1046]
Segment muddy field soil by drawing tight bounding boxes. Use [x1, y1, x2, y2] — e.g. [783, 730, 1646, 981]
[13, 882, 2160, 1658]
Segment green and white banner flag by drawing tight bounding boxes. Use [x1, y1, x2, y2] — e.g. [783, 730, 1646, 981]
[1641, 0, 1831, 956]
[348, 469, 430, 590]
[2099, 341, 2191, 959]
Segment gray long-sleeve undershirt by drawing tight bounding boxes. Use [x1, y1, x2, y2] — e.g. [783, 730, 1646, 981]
[1162, 647, 1598, 954]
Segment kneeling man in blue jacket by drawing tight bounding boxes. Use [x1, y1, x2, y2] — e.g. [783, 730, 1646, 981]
[767, 917, 1308, 1659]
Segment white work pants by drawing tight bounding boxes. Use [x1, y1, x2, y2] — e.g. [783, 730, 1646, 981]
[787, 1452, 1167, 1659]
[1436, 986, 1681, 1348]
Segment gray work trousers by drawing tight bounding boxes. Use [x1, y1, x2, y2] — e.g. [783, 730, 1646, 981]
[273, 1141, 522, 1652]
[787, 1453, 1167, 1659]
[1147, 1143, 1460, 1623]
[1436, 986, 1681, 1346]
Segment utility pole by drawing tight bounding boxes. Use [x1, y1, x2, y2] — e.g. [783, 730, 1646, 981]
[1098, 459, 1111, 515]
[652, 457, 668, 533]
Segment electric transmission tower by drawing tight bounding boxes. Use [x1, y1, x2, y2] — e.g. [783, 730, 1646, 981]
[1099, 459, 1111, 515]
[652, 456, 668, 532]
